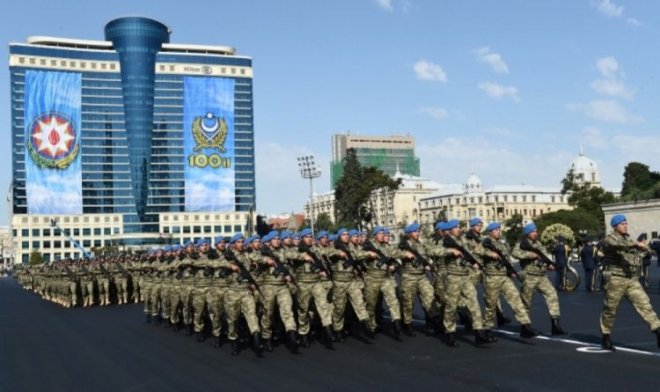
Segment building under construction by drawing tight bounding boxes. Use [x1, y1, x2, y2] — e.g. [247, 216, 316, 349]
[330, 133, 420, 188]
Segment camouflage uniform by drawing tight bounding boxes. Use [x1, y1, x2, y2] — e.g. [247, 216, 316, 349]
[330, 242, 370, 333]
[481, 240, 530, 329]
[512, 240, 560, 318]
[256, 246, 297, 340]
[600, 231, 660, 334]
[206, 252, 231, 339]
[291, 244, 333, 337]
[363, 240, 404, 332]
[224, 249, 261, 342]
[399, 237, 441, 328]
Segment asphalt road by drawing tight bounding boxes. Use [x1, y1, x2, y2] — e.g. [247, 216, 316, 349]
[1, 266, 660, 392]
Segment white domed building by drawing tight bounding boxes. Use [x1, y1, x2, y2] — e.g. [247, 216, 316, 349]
[569, 147, 601, 187]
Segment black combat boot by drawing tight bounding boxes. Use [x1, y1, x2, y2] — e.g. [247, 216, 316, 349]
[322, 326, 335, 350]
[230, 340, 239, 356]
[286, 330, 300, 353]
[403, 323, 416, 337]
[392, 319, 403, 339]
[214, 335, 223, 348]
[145, 314, 152, 323]
[551, 317, 567, 335]
[263, 338, 274, 352]
[496, 308, 511, 327]
[601, 334, 615, 351]
[185, 324, 194, 336]
[475, 330, 492, 346]
[484, 329, 498, 343]
[431, 316, 445, 335]
[457, 307, 473, 332]
[332, 330, 343, 343]
[252, 332, 264, 357]
[300, 333, 311, 348]
[196, 331, 205, 343]
[445, 332, 458, 347]
[361, 320, 375, 339]
[520, 324, 538, 339]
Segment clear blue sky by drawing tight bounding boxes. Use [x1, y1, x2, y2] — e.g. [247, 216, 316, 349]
[2, 0, 659, 225]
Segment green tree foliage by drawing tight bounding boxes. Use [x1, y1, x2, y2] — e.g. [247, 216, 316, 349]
[620, 162, 660, 201]
[29, 250, 44, 265]
[334, 149, 400, 228]
[504, 213, 524, 246]
[535, 208, 603, 238]
[560, 168, 616, 233]
[314, 212, 336, 232]
[540, 223, 575, 247]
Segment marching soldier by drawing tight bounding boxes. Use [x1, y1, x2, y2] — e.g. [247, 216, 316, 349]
[206, 237, 231, 347]
[224, 233, 263, 356]
[441, 219, 491, 347]
[398, 223, 443, 337]
[362, 226, 404, 337]
[259, 231, 299, 353]
[480, 222, 537, 340]
[512, 223, 567, 335]
[191, 239, 213, 342]
[599, 215, 660, 351]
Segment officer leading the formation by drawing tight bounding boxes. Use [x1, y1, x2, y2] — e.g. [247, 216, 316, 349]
[599, 214, 660, 351]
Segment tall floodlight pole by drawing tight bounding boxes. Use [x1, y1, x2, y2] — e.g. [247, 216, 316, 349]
[297, 155, 322, 236]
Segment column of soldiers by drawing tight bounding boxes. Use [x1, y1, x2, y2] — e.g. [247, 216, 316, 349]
[14, 213, 660, 354]
[14, 255, 142, 308]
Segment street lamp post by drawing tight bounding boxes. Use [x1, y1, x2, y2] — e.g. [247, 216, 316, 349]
[297, 155, 321, 236]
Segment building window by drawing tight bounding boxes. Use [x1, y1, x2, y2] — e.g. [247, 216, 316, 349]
[94, 228, 101, 236]
[74, 229, 80, 236]
[531, 196, 536, 202]
[22, 241, 29, 249]
[193, 226, 201, 234]
[104, 228, 111, 235]
[83, 228, 91, 236]
[224, 225, 231, 233]
[183, 226, 191, 234]
[21, 229, 29, 237]
[204, 226, 212, 233]
[234, 225, 242, 232]
[32, 229, 40, 237]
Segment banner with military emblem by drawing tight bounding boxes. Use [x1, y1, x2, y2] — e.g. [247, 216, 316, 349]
[183, 77, 235, 212]
[24, 70, 83, 215]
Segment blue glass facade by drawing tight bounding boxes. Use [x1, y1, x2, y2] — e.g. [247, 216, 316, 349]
[10, 16, 255, 245]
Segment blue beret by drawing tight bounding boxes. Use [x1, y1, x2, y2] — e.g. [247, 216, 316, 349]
[469, 217, 483, 227]
[348, 229, 360, 237]
[610, 214, 626, 228]
[404, 223, 420, 234]
[434, 221, 446, 231]
[485, 222, 501, 232]
[522, 223, 537, 235]
[300, 228, 313, 238]
[173, 244, 183, 252]
[383, 228, 390, 235]
[262, 232, 275, 243]
[329, 234, 337, 241]
[316, 230, 329, 240]
[195, 238, 209, 247]
[445, 219, 460, 230]
[229, 233, 245, 245]
[336, 228, 348, 236]
[162, 246, 171, 252]
[214, 236, 225, 244]
[246, 235, 260, 245]
[280, 231, 292, 240]
[268, 230, 280, 238]
[371, 226, 385, 236]
[183, 241, 194, 248]
[292, 232, 301, 240]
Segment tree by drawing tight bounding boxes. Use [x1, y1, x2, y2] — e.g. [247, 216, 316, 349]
[620, 162, 660, 201]
[504, 213, 523, 246]
[535, 208, 603, 238]
[560, 168, 616, 233]
[334, 149, 400, 228]
[29, 250, 44, 265]
[314, 212, 336, 232]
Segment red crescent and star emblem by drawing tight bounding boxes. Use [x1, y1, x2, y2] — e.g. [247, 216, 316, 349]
[28, 113, 79, 168]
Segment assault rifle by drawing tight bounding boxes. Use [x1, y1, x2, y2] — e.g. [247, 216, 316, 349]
[442, 235, 482, 268]
[261, 246, 300, 289]
[398, 239, 437, 277]
[482, 237, 520, 280]
[298, 243, 333, 279]
[334, 240, 367, 277]
[519, 238, 555, 268]
[362, 240, 401, 273]
[224, 248, 264, 299]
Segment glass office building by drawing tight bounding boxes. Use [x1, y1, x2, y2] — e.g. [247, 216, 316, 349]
[9, 17, 255, 263]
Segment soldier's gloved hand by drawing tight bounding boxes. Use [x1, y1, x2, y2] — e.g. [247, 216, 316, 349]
[547, 264, 555, 271]
[284, 275, 292, 283]
[229, 264, 240, 272]
[405, 251, 416, 259]
[472, 263, 480, 271]
[267, 258, 276, 266]
[319, 271, 328, 279]
[388, 265, 397, 272]
[424, 266, 431, 272]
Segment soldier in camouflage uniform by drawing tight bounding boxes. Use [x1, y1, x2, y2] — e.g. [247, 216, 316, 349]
[441, 219, 491, 347]
[224, 233, 263, 356]
[142, 249, 160, 322]
[258, 231, 299, 353]
[362, 226, 404, 337]
[79, 260, 95, 307]
[206, 237, 231, 347]
[599, 215, 660, 351]
[512, 222, 566, 335]
[190, 239, 214, 341]
[398, 223, 443, 337]
[480, 222, 537, 340]
[292, 230, 335, 348]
